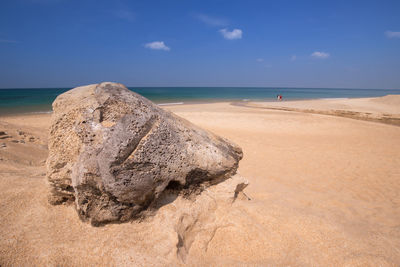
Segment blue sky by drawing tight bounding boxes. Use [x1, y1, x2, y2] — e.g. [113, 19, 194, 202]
[0, 0, 399, 89]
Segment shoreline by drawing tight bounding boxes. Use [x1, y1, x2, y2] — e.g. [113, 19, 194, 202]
[2, 95, 399, 128]
[1, 94, 398, 117]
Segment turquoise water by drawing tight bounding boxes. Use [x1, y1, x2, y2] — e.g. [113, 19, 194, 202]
[0, 87, 399, 115]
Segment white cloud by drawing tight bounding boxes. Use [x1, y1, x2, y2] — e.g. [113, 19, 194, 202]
[385, 31, 400, 39]
[219, 28, 242, 40]
[311, 51, 330, 59]
[144, 41, 170, 51]
[196, 14, 228, 27]
[291, 55, 297, 61]
[256, 58, 264, 62]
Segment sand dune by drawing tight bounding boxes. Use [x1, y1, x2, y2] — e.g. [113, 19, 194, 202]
[249, 94, 400, 114]
[239, 94, 400, 126]
[1, 96, 400, 266]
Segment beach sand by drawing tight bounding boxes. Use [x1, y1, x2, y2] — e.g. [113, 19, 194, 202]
[237, 95, 400, 126]
[1, 96, 400, 266]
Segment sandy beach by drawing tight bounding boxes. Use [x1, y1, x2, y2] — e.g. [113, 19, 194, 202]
[1, 96, 400, 266]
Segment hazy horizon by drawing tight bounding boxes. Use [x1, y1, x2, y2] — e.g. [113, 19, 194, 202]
[1, 85, 400, 90]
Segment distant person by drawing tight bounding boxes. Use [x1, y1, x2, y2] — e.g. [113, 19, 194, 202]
[279, 95, 283, 101]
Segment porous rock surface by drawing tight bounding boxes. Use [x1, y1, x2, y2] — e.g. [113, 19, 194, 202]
[46, 82, 243, 225]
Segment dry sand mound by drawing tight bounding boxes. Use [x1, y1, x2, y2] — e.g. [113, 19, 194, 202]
[242, 94, 400, 126]
[371, 94, 400, 106]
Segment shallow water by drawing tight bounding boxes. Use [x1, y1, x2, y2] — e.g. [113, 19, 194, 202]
[0, 86, 399, 115]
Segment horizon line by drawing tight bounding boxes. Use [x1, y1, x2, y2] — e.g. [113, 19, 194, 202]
[1, 85, 400, 90]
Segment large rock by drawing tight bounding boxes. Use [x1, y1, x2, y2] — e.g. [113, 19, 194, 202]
[46, 82, 243, 225]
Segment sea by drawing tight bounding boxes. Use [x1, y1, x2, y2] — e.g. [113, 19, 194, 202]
[1, 87, 399, 115]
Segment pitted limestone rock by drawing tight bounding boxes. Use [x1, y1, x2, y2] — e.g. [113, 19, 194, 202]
[46, 82, 243, 225]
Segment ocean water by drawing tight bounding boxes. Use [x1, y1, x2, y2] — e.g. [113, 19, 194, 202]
[0, 87, 399, 115]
